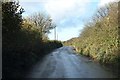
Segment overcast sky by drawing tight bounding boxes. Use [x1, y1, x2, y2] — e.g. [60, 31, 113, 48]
[19, 0, 116, 41]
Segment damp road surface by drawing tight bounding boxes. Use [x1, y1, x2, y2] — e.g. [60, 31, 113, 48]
[26, 46, 116, 78]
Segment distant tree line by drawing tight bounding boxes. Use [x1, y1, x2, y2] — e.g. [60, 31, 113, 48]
[64, 1, 120, 76]
[2, 1, 62, 78]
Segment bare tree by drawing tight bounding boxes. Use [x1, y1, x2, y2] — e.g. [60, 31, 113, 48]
[26, 12, 56, 40]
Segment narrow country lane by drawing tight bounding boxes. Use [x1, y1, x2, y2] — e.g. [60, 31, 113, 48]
[26, 46, 116, 78]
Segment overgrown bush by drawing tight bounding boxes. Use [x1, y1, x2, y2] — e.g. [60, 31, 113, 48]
[64, 1, 120, 74]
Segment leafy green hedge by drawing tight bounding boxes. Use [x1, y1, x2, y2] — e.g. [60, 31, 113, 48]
[2, 1, 63, 78]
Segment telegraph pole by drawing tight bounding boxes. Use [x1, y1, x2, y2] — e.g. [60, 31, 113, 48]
[54, 26, 56, 40]
[57, 33, 58, 40]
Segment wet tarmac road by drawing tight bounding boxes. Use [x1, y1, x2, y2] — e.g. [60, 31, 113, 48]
[26, 46, 116, 78]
